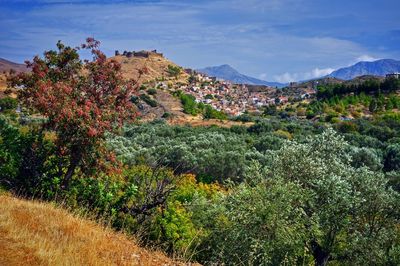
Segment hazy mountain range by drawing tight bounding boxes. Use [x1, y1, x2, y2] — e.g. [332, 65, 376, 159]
[0, 58, 28, 73]
[197, 64, 285, 88]
[328, 59, 400, 80]
[199, 59, 400, 86]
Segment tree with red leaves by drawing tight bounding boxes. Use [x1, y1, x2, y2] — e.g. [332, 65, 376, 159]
[11, 38, 141, 188]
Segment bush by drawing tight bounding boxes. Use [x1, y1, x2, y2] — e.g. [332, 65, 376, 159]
[147, 88, 157, 95]
[167, 65, 181, 78]
[180, 93, 198, 115]
[384, 144, 400, 171]
[0, 97, 18, 111]
[233, 113, 254, 122]
[203, 105, 227, 120]
[162, 112, 171, 118]
[140, 94, 158, 107]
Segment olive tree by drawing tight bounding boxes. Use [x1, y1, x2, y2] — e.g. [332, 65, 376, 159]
[265, 128, 399, 265]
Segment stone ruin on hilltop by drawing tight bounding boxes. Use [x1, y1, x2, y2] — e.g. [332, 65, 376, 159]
[115, 49, 163, 58]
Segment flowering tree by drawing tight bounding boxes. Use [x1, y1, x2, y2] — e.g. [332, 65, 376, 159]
[11, 38, 141, 187]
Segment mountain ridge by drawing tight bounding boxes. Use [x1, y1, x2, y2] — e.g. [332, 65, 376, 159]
[328, 59, 400, 80]
[197, 64, 285, 88]
[0, 58, 28, 73]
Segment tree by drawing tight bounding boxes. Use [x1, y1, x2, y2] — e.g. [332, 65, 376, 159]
[264, 129, 399, 265]
[0, 97, 18, 111]
[385, 144, 400, 171]
[10, 38, 141, 188]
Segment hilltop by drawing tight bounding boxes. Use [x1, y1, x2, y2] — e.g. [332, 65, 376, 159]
[112, 50, 189, 83]
[0, 194, 186, 266]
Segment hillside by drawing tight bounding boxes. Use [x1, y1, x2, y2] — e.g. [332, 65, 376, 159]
[0, 58, 28, 97]
[197, 64, 285, 87]
[0, 58, 28, 73]
[328, 59, 400, 80]
[139, 89, 253, 127]
[113, 53, 189, 84]
[0, 194, 186, 266]
[0, 73, 7, 95]
[296, 76, 344, 88]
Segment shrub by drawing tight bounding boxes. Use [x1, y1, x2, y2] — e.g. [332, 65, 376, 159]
[147, 88, 157, 95]
[0, 97, 18, 111]
[180, 93, 198, 115]
[140, 94, 158, 107]
[203, 105, 227, 120]
[167, 65, 181, 78]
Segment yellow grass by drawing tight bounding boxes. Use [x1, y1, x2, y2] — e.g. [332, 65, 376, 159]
[0, 194, 186, 266]
[113, 55, 189, 84]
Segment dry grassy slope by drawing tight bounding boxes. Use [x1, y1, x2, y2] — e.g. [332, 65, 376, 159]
[0, 194, 188, 266]
[0, 73, 15, 98]
[112, 54, 189, 84]
[0, 58, 28, 73]
[0, 74, 6, 90]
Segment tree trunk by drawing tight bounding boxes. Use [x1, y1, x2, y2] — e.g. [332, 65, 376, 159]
[61, 152, 81, 190]
[311, 240, 330, 266]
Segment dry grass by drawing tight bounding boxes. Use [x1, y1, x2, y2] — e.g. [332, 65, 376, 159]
[0, 194, 187, 266]
[113, 55, 189, 84]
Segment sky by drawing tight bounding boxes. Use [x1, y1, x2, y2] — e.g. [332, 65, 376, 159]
[0, 0, 399, 82]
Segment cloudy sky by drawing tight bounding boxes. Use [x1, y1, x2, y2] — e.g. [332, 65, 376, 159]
[0, 0, 399, 82]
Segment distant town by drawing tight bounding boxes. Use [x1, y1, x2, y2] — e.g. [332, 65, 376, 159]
[155, 69, 317, 116]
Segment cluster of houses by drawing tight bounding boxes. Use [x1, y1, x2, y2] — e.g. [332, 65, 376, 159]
[166, 71, 317, 116]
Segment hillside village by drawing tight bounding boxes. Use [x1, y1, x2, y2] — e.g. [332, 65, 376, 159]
[109, 50, 318, 117]
[1, 50, 399, 120]
[148, 65, 317, 116]
[181, 70, 318, 116]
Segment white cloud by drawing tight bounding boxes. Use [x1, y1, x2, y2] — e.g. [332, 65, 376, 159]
[310, 67, 335, 77]
[259, 73, 268, 80]
[354, 54, 380, 63]
[273, 72, 297, 83]
[273, 67, 335, 83]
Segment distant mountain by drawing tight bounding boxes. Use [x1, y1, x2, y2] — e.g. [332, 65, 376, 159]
[328, 59, 400, 80]
[0, 58, 28, 73]
[197, 64, 285, 88]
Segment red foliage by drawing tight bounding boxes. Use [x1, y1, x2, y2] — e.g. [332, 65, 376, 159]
[10, 38, 141, 185]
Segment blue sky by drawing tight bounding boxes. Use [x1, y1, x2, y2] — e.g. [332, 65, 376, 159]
[0, 0, 399, 82]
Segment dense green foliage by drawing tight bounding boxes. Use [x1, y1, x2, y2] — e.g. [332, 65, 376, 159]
[203, 104, 228, 120]
[317, 78, 400, 99]
[179, 92, 199, 115]
[304, 78, 400, 120]
[2, 112, 400, 265]
[0, 97, 18, 111]
[191, 130, 400, 265]
[107, 119, 320, 182]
